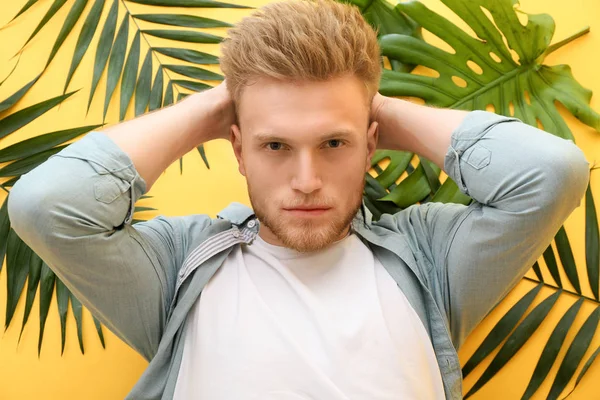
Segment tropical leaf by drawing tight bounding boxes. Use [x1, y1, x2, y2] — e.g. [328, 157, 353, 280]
[126, 0, 250, 8]
[0, 117, 154, 353]
[461, 178, 600, 399]
[378, 0, 599, 140]
[462, 283, 544, 377]
[87, 0, 119, 114]
[0, 182, 155, 353]
[521, 298, 585, 399]
[16, 0, 69, 54]
[63, 0, 106, 95]
[547, 307, 600, 399]
[0, 91, 77, 139]
[37, 263, 56, 356]
[0, 125, 102, 163]
[585, 184, 600, 300]
[8, 0, 236, 170]
[0, 74, 41, 113]
[55, 278, 70, 355]
[464, 290, 562, 398]
[4, 230, 33, 330]
[45, 0, 89, 68]
[342, 0, 421, 72]
[132, 13, 232, 28]
[69, 291, 85, 354]
[103, 14, 129, 122]
[17, 251, 43, 344]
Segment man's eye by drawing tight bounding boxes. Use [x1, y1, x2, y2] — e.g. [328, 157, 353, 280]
[267, 142, 283, 150]
[327, 139, 342, 148]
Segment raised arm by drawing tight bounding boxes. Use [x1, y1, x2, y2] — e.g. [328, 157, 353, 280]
[7, 83, 234, 359]
[372, 96, 590, 348]
[102, 81, 235, 189]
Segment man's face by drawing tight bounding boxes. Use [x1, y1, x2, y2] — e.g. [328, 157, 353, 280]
[231, 75, 378, 252]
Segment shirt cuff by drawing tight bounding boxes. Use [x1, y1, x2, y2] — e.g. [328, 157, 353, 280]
[443, 111, 519, 197]
[49, 131, 147, 224]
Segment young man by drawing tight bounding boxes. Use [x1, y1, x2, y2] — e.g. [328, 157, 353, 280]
[7, 0, 589, 398]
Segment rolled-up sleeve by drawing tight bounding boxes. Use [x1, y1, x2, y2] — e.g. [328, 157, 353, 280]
[7, 132, 199, 360]
[405, 111, 590, 348]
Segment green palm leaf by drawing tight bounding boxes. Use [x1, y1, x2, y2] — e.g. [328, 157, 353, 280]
[0, 124, 102, 163]
[4, 0, 40, 25]
[464, 290, 562, 398]
[5, 230, 33, 330]
[564, 346, 600, 399]
[163, 64, 223, 81]
[543, 244, 563, 288]
[555, 227, 581, 294]
[135, 52, 153, 117]
[547, 307, 600, 399]
[585, 184, 600, 300]
[63, 0, 106, 94]
[87, 0, 119, 114]
[126, 0, 249, 8]
[141, 29, 222, 44]
[153, 47, 219, 65]
[0, 74, 41, 113]
[148, 66, 164, 112]
[521, 298, 584, 399]
[55, 279, 70, 355]
[462, 283, 544, 377]
[37, 263, 56, 356]
[133, 13, 232, 28]
[0, 91, 77, 139]
[69, 292, 85, 354]
[17, 0, 68, 54]
[103, 15, 129, 122]
[462, 178, 600, 398]
[17, 251, 43, 345]
[45, 0, 89, 68]
[119, 31, 141, 121]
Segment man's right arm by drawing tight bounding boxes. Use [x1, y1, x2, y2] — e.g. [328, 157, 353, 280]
[102, 82, 235, 190]
[6, 83, 234, 360]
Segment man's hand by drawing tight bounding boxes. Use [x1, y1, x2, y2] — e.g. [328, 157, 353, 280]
[370, 92, 388, 126]
[103, 79, 238, 189]
[187, 80, 237, 142]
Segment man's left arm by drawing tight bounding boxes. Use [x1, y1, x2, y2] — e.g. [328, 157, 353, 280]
[373, 95, 590, 348]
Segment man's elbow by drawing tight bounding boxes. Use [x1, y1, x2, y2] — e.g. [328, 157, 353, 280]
[7, 171, 58, 247]
[544, 140, 590, 212]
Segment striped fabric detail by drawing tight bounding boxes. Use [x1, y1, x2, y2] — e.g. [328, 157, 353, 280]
[173, 226, 257, 298]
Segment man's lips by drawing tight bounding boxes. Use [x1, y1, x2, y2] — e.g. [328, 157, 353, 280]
[283, 206, 331, 216]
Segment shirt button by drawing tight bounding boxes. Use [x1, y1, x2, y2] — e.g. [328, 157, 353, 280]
[247, 220, 256, 228]
[232, 230, 240, 238]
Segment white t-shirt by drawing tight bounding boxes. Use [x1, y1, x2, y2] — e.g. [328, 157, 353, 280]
[173, 232, 446, 399]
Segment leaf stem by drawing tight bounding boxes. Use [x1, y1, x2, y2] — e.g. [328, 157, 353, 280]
[522, 276, 600, 305]
[546, 26, 590, 56]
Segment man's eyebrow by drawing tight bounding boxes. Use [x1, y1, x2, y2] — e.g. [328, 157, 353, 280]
[253, 130, 355, 142]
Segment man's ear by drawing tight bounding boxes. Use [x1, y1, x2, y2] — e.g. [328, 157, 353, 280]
[365, 121, 379, 172]
[231, 124, 246, 176]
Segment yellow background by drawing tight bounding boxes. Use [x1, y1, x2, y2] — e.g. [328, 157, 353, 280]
[0, 0, 599, 398]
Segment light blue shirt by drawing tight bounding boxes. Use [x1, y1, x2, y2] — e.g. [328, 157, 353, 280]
[8, 111, 590, 399]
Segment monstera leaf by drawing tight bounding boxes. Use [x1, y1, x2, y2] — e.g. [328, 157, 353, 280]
[379, 0, 599, 139]
[342, 0, 421, 72]
[362, 0, 599, 219]
[354, 1, 600, 398]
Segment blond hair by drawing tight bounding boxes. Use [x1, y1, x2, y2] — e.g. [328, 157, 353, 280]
[219, 0, 381, 105]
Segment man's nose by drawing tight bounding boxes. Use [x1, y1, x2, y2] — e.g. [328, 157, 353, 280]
[290, 151, 322, 194]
